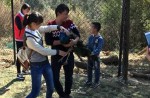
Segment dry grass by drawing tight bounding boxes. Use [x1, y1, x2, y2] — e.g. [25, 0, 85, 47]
[0, 1, 11, 35]
[0, 0, 21, 36]
[0, 52, 150, 98]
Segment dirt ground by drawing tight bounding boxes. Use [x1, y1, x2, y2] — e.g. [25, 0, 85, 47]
[0, 49, 150, 98]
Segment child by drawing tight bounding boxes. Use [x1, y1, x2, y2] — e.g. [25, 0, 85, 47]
[14, 3, 30, 79]
[23, 12, 68, 98]
[85, 22, 104, 88]
[45, 4, 80, 98]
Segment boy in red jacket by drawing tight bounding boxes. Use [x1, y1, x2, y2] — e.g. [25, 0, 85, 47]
[14, 3, 30, 80]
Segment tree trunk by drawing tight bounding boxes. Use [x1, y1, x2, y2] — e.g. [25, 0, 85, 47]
[101, 55, 119, 65]
[130, 72, 150, 80]
[74, 60, 87, 70]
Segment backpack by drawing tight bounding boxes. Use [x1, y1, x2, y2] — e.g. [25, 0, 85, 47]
[17, 32, 38, 71]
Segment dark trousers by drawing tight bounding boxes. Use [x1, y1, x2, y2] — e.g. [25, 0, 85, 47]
[16, 41, 23, 74]
[87, 57, 100, 83]
[51, 52, 74, 97]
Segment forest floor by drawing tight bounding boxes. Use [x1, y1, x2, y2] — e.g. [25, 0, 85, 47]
[0, 49, 150, 98]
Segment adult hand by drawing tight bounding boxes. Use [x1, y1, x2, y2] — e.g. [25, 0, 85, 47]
[59, 50, 67, 57]
[60, 26, 70, 35]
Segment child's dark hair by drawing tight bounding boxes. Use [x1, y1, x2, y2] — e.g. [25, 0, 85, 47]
[92, 22, 101, 32]
[23, 12, 43, 27]
[55, 4, 69, 17]
[21, 3, 30, 12]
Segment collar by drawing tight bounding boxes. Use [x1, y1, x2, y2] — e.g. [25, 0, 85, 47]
[25, 28, 41, 38]
[91, 34, 100, 37]
[25, 28, 36, 35]
[19, 11, 24, 17]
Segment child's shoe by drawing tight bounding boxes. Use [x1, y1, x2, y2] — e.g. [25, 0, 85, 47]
[17, 73, 25, 81]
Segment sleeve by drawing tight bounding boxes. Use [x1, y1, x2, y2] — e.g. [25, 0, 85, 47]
[69, 20, 80, 37]
[45, 32, 53, 45]
[26, 37, 57, 56]
[38, 25, 58, 33]
[44, 22, 55, 45]
[15, 16, 22, 30]
[92, 37, 104, 55]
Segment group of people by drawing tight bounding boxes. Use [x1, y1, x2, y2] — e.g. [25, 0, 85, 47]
[14, 3, 104, 98]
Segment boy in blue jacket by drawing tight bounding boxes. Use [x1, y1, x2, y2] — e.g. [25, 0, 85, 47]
[85, 22, 104, 88]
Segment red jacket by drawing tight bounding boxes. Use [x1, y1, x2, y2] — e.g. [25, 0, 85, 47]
[14, 12, 25, 41]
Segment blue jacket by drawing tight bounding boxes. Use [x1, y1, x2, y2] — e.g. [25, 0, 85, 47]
[87, 34, 104, 56]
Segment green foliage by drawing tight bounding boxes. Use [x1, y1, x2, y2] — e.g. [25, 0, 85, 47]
[4, 0, 11, 6]
[100, 0, 122, 50]
[24, 0, 46, 10]
[130, 0, 150, 50]
[1, 0, 150, 51]
[0, 1, 11, 36]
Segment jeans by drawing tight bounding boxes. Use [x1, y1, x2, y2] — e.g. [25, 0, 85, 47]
[51, 52, 74, 97]
[87, 57, 100, 83]
[26, 62, 54, 98]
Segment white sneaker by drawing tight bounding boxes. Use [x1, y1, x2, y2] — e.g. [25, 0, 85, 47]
[17, 73, 25, 80]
